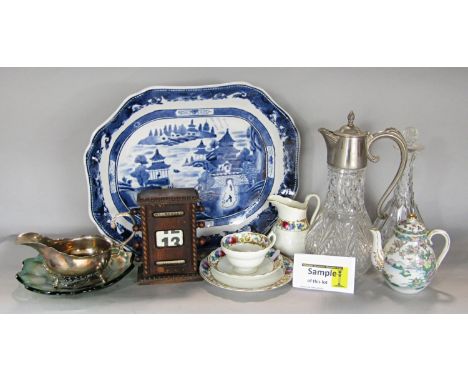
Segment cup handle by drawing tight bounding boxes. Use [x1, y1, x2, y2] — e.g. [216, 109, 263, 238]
[305, 193, 321, 226]
[110, 212, 138, 249]
[267, 231, 277, 248]
[427, 229, 451, 269]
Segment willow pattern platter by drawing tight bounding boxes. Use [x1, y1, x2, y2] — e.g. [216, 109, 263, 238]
[200, 249, 293, 292]
[85, 83, 300, 250]
[16, 249, 134, 295]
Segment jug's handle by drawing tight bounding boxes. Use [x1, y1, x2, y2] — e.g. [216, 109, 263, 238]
[305, 194, 321, 226]
[428, 229, 451, 269]
[111, 212, 139, 250]
[367, 128, 408, 219]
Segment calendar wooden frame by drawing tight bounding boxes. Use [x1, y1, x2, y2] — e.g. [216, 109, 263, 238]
[136, 188, 203, 285]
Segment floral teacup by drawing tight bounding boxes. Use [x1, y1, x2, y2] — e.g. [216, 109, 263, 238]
[220, 232, 277, 275]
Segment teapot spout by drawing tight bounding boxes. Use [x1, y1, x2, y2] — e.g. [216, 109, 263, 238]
[370, 228, 385, 271]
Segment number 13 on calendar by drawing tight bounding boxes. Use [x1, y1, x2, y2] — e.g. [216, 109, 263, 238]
[155, 230, 184, 248]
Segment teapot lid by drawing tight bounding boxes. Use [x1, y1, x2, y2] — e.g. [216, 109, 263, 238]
[335, 111, 367, 137]
[395, 213, 427, 236]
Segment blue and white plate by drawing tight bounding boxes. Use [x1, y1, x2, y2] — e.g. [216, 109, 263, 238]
[84, 83, 300, 251]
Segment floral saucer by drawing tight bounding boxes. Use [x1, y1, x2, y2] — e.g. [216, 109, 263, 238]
[200, 248, 292, 292]
[16, 248, 134, 295]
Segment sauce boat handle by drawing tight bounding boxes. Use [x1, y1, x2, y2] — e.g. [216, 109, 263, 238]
[111, 212, 138, 249]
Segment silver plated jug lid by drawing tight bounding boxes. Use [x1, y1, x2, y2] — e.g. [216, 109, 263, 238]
[319, 111, 370, 170]
[335, 111, 367, 137]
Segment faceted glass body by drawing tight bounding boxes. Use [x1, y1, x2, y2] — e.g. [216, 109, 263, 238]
[305, 166, 373, 279]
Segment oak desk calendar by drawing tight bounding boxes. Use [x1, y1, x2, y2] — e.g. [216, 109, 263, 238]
[136, 188, 205, 284]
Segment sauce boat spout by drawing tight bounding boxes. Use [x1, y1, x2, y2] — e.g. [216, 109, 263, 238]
[16, 232, 52, 252]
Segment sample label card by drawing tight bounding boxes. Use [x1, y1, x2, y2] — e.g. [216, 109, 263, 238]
[292, 254, 355, 294]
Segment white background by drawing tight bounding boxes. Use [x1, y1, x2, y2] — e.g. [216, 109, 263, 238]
[1, 1, 467, 381]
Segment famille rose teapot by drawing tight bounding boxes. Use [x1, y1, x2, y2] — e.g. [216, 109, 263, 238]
[268, 194, 320, 258]
[370, 214, 451, 294]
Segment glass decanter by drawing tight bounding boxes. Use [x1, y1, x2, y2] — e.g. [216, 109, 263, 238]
[305, 112, 408, 279]
[373, 127, 424, 245]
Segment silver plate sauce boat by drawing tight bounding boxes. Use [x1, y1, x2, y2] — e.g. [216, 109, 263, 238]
[16, 232, 115, 286]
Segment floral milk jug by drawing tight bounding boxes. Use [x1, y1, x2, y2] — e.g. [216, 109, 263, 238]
[305, 111, 408, 279]
[268, 194, 320, 258]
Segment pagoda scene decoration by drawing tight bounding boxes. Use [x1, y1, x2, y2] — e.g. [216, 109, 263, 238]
[117, 117, 267, 219]
[137, 119, 216, 146]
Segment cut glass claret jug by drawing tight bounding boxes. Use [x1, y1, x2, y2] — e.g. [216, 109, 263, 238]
[373, 127, 424, 246]
[305, 111, 408, 279]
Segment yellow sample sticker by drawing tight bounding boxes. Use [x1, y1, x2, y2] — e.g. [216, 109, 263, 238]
[331, 267, 348, 288]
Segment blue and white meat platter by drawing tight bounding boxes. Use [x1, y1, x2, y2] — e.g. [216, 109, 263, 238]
[84, 82, 300, 251]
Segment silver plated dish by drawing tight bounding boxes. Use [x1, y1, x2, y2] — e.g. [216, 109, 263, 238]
[16, 248, 134, 295]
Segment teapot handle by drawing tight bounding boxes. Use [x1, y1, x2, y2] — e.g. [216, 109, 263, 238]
[367, 128, 408, 219]
[305, 193, 321, 226]
[427, 229, 451, 269]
